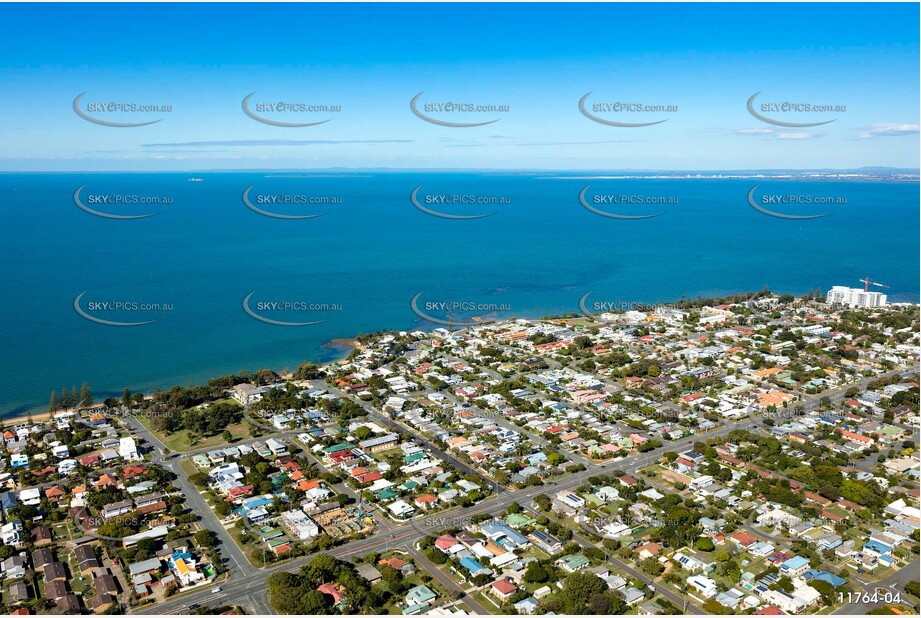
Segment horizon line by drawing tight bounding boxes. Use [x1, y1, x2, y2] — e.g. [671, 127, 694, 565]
[1, 166, 919, 174]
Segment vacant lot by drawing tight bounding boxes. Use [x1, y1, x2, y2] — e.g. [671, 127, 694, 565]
[135, 401, 249, 452]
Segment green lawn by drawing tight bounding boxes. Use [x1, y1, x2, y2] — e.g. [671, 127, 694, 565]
[70, 573, 92, 595]
[473, 591, 501, 611]
[135, 408, 250, 453]
[371, 447, 405, 463]
[180, 457, 202, 477]
[229, 527, 267, 568]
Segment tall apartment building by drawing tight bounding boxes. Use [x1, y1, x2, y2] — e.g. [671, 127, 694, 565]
[826, 286, 887, 308]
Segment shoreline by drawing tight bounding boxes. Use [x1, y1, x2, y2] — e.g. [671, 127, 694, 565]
[2, 402, 108, 428]
[2, 337, 360, 424]
[3, 298, 916, 424]
[322, 337, 358, 351]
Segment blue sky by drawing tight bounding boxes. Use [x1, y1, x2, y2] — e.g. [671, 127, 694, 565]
[1, 3, 918, 171]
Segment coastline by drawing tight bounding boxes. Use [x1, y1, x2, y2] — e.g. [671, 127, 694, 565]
[2, 409, 54, 426]
[319, 337, 358, 367]
[3, 174, 918, 422]
[1, 337, 360, 424]
[3, 297, 917, 424]
[2, 403, 107, 427]
[322, 337, 357, 352]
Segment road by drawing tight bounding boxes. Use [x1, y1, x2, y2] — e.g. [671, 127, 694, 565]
[124, 415, 273, 614]
[128, 366, 917, 614]
[406, 544, 491, 615]
[133, 412, 760, 615]
[322, 380, 503, 494]
[521, 501, 702, 614]
[833, 559, 919, 615]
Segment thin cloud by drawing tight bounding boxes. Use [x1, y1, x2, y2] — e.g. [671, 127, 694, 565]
[141, 139, 413, 148]
[854, 123, 919, 140]
[514, 139, 641, 146]
[732, 128, 821, 140]
[777, 132, 821, 140]
[734, 128, 775, 136]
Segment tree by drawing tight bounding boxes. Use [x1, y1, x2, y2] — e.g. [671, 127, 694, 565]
[222, 430, 233, 442]
[586, 592, 612, 614]
[293, 361, 323, 380]
[194, 529, 216, 549]
[695, 537, 715, 552]
[559, 572, 608, 613]
[80, 382, 93, 407]
[775, 576, 794, 593]
[355, 426, 373, 441]
[366, 587, 390, 611]
[300, 590, 333, 614]
[302, 554, 341, 587]
[533, 494, 551, 512]
[810, 579, 836, 606]
[641, 557, 665, 576]
[214, 501, 233, 518]
[49, 390, 59, 412]
[267, 572, 307, 614]
[523, 562, 550, 583]
[703, 599, 732, 615]
[122, 388, 132, 408]
[426, 548, 447, 565]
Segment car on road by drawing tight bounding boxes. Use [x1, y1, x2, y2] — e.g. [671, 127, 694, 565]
[212, 587, 222, 593]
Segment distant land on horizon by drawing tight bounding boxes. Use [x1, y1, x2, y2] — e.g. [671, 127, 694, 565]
[5, 167, 919, 176]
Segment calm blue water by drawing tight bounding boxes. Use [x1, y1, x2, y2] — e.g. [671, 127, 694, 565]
[0, 172, 917, 417]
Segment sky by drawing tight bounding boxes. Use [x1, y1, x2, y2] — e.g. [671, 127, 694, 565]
[1, 2, 919, 171]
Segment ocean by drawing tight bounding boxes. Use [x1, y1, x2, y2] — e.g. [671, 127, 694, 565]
[1, 171, 917, 417]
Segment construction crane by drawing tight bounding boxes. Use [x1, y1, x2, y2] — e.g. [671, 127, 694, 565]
[859, 276, 890, 292]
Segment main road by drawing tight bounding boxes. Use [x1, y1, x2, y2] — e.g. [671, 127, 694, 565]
[130, 366, 917, 614]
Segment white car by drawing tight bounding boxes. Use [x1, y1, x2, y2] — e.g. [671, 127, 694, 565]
[212, 587, 222, 593]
